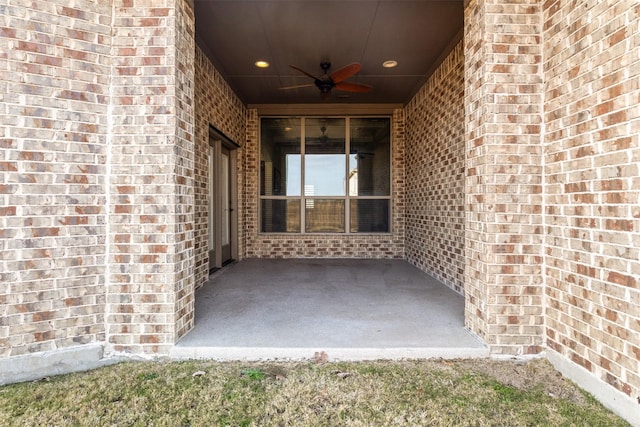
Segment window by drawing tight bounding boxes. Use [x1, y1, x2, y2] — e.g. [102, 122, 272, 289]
[260, 117, 391, 233]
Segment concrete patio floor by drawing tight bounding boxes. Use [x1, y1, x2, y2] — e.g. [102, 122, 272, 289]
[171, 259, 488, 361]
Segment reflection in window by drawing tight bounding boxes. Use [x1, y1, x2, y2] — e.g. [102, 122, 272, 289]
[286, 155, 301, 195]
[306, 199, 345, 233]
[305, 118, 345, 154]
[349, 118, 390, 196]
[350, 199, 389, 233]
[261, 199, 300, 233]
[305, 155, 345, 196]
[261, 118, 301, 196]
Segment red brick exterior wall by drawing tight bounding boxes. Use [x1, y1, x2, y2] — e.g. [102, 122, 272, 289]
[105, 0, 196, 354]
[0, 0, 196, 358]
[173, 0, 196, 342]
[193, 47, 247, 289]
[543, 0, 640, 402]
[464, 0, 545, 354]
[0, 0, 113, 358]
[405, 41, 465, 294]
[1, 0, 638, 410]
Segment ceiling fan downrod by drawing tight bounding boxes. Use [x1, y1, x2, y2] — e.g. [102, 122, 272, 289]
[320, 61, 331, 74]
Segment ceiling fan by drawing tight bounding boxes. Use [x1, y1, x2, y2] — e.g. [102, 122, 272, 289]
[281, 61, 373, 99]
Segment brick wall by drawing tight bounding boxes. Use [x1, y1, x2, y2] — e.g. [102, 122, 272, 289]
[173, 0, 196, 341]
[0, 0, 112, 358]
[1, 0, 198, 360]
[243, 109, 405, 259]
[405, 41, 465, 294]
[193, 46, 247, 289]
[543, 0, 640, 402]
[106, 0, 195, 354]
[464, 0, 545, 354]
[2, 6, 638, 415]
[243, 109, 259, 254]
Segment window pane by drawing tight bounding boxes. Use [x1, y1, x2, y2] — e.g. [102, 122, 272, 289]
[305, 118, 345, 154]
[349, 118, 390, 196]
[305, 155, 345, 196]
[350, 199, 389, 233]
[305, 199, 345, 233]
[305, 118, 346, 196]
[261, 118, 301, 196]
[261, 199, 300, 233]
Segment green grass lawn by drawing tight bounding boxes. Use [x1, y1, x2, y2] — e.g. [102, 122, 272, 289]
[0, 358, 629, 426]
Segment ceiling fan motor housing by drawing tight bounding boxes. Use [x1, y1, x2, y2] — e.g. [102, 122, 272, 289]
[316, 61, 334, 92]
[315, 79, 334, 93]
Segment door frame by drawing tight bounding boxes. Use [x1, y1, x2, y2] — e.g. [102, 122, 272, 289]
[208, 126, 239, 271]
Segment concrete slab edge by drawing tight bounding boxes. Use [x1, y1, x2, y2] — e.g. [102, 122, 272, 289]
[169, 346, 490, 361]
[546, 349, 640, 427]
[0, 343, 117, 386]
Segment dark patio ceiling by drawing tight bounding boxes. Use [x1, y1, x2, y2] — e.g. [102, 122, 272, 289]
[194, 0, 463, 105]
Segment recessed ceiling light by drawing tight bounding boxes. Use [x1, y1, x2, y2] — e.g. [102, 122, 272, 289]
[255, 60, 269, 68]
[382, 60, 398, 68]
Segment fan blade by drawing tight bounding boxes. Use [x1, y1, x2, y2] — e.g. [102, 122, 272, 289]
[330, 63, 361, 83]
[279, 83, 315, 90]
[334, 81, 373, 93]
[290, 65, 320, 81]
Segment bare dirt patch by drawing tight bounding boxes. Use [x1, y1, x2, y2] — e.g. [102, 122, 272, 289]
[456, 357, 589, 405]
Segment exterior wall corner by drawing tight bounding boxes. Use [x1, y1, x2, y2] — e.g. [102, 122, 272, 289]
[463, 0, 545, 355]
[105, 0, 196, 354]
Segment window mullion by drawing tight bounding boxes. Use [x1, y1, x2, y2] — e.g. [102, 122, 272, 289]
[300, 117, 305, 233]
[345, 117, 351, 234]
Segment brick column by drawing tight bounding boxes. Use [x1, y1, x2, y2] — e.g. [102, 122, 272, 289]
[391, 108, 406, 259]
[243, 109, 259, 258]
[464, 0, 544, 354]
[106, 0, 195, 354]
